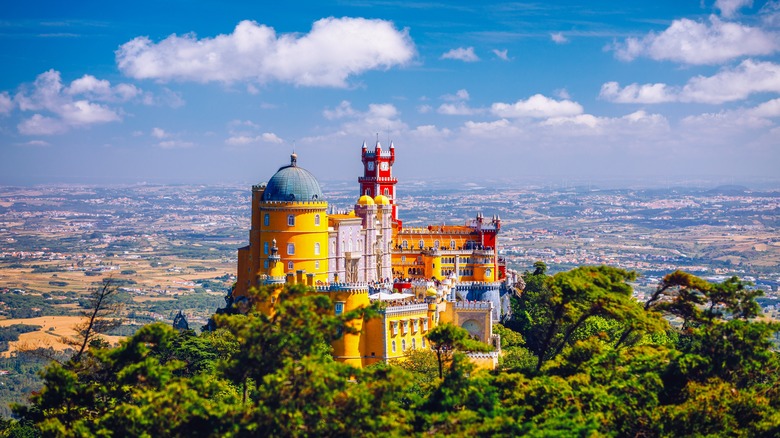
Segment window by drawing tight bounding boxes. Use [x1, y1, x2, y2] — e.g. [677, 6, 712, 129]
[392, 340, 396, 352]
[434, 240, 440, 249]
[450, 239, 455, 249]
[334, 302, 344, 316]
[314, 214, 320, 226]
[383, 188, 389, 196]
[402, 240, 408, 249]
[315, 260, 320, 269]
[287, 215, 295, 226]
[263, 214, 270, 226]
[418, 240, 424, 249]
[402, 320, 409, 335]
[264, 241, 269, 254]
[412, 338, 416, 350]
[365, 188, 371, 196]
[288, 261, 294, 270]
[287, 243, 295, 255]
[391, 322, 398, 336]
[412, 320, 418, 333]
[423, 318, 428, 331]
[263, 260, 268, 269]
[314, 242, 320, 255]
[422, 338, 426, 348]
[401, 339, 406, 351]
[401, 256, 406, 262]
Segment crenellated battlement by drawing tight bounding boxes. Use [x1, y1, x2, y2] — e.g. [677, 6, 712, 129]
[454, 301, 493, 310]
[315, 282, 370, 293]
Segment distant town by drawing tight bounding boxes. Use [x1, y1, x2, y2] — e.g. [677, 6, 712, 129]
[0, 181, 778, 324]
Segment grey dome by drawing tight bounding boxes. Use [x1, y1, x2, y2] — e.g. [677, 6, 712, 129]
[262, 154, 324, 202]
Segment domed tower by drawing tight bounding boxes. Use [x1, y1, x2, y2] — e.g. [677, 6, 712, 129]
[235, 153, 329, 299]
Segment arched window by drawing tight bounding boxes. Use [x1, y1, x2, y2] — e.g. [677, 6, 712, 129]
[402, 240, 408, 249]
[263, 214, 270, 226]
[401, 339, 406, 351]
[287, 215, 295, 226]
[314, 242, 320, 255]
[314, 214, 320, 226]
[365, 188, 371, 196]
[287, 243, 295, 255]
[288, 261, 294, 270]
[450, 239, 455, 249]
[264, 241, 269, 254]
[315, 260, 320, 269]
[383, 188, 389, 196]
[434, 240, 440, 249]
[422, 338, 426, 348]
[392, 340, 396, 353]
[418, 240, 424, 249]
[412, 338, 416, 350]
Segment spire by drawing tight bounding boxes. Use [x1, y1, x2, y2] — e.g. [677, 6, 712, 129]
[390, 141, 394, 149]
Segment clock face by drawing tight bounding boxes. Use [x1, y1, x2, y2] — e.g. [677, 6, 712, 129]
[367, 161, 374, 171]
[380, 162, 389, 171]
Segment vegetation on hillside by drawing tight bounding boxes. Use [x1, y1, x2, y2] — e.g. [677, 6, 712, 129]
[1, 266, 778, 437]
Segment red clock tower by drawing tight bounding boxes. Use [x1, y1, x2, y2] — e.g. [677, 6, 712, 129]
[359, 140, 399, 222]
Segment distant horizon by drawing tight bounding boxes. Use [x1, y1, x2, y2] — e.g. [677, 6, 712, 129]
[2, 174, 779, 192]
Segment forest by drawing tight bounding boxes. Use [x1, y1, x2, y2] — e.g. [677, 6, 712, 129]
[1, 264, 778, 437]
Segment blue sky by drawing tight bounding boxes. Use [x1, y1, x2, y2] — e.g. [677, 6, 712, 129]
[1, 0, 779, 186]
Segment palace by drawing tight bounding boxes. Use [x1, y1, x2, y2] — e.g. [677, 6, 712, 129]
[233, 141, 514, 368]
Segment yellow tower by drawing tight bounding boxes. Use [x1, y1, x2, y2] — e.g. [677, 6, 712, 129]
[235, 153, 329, 298]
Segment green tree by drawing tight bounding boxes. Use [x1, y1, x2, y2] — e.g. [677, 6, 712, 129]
[514, 265, 665, 370]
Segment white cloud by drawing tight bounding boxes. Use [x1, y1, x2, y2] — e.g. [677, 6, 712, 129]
[461, 119, 515, 136]
[680, 59, 780, 103]
[409, 124, 451, 138]
[151, 127, 168, 139]
[301, 101, 407, 144]
[66, 74, 140, 101]
[550, 32, 568, 44]
[440, 47, 479, 62]
[261, 132, 283, 143]
[58, 100, 120, 125]
[491, 94, 583, 118]
[716, 0, 753, 18]
[599, 81, 677, 103]
[601, 60, 780, 104]
[0, 92, 13, 115]
[681, 98, 780, 130]
[749, 97, 780, 117]
[492, 49, 509, 60]
[417, 104, 432, 114]
[554, 88, 571, 99]
[18, 114, 67, 135]
[229, 119, 260, 129]
[612, 15, 778, 65]
[323, 101, 356, 120]
[225, 135, 257, 146]
[116, 18, 415, 87]
[442, 89, 470, 102]
[437, 102, 480, 115]
[224, 133, 283, 146]
[12, 70, 130, 135]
